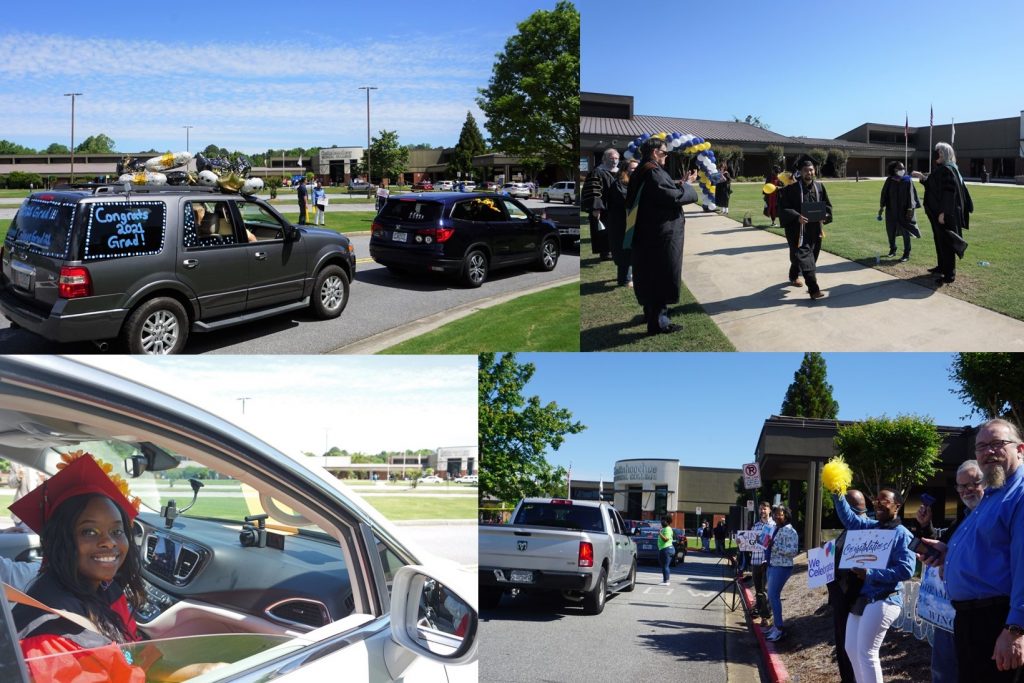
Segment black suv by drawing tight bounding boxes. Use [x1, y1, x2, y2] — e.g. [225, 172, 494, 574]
[0, 185, 356, 353]
[368, 192, 560, 287]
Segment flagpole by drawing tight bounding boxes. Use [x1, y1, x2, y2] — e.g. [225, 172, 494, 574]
[929, 104, 934, 172]
[904, 112, 908, 168]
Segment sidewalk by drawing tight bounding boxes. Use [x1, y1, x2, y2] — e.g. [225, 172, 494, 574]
[682, 210, 1024, 350]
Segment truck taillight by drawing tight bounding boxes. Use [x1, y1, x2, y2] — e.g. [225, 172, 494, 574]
[58, 266, 92, 299]
[578, 541, 594, 567]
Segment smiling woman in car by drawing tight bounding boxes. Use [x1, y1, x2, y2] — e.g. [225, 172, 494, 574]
[8, 451, 221, 683]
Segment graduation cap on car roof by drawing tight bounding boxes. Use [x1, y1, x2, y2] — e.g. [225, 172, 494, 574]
[9, 452, 140, 536]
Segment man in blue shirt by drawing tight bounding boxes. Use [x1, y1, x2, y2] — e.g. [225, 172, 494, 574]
[919, 418, 1024, 681]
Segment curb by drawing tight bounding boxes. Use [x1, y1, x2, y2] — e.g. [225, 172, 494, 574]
[329, 275, 579, 354]
[738, 575, 791, 683]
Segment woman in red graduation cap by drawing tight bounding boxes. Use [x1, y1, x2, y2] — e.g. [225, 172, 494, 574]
[8, 451, 148, 682]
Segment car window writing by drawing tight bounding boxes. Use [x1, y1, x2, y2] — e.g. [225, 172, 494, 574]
[83, 201, 166, 261]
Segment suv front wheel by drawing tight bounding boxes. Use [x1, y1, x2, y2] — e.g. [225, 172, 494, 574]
[123, 297, 189, 354]
[311, 265, 350, 318]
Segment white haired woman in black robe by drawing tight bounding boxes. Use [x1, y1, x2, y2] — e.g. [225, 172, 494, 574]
[624, 137, 699, 335]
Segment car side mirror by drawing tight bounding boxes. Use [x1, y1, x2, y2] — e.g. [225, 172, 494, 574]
[386, 565, 477, 676]
[284, 225, 299, 242]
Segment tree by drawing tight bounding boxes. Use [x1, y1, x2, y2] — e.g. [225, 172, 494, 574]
[780, 353, 839, 419]
[366, 130, 409, 184]
[405, 143, 436, 151]
[734, 114, 771, 130]
[833, 415, 943, 499]
[0, 140, 36, 154]
[479, 353, 585, 505]
[949, 353, 1024, 427]
[44, 142, 70, 154]
[476, 1, 579, 174]
[808, 148, 829, 175]
[448, 112, 488, 180]
[714, 145, 744, 176]
[827, 148, 849, 178]
[765, 145, 785, 170]
[75, 134, 115, 154]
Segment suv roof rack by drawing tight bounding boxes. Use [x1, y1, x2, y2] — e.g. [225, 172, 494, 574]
[50, 183, 243, 196]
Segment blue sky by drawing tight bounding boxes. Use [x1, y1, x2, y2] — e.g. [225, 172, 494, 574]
[0, 2, 561, 153]
[517, 353, 977, 481]
[79, 356, 478, 457]
[582, 0, 1023, 139]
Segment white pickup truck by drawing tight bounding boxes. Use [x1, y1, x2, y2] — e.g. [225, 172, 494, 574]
[478, 498, 637, 615]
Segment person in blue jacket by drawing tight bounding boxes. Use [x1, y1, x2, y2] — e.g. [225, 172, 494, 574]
[833, 487, 915, 683]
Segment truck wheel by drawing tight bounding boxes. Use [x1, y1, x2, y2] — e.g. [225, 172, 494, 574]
[481, 587, 503, 610]
[582, 568, 607, 615]
[563, 193, 572, 205]
[310, 265, 349, 319]
[123, 297, 188, 355]
[622, 561, 637, 593]
[543, 193, 551, 203]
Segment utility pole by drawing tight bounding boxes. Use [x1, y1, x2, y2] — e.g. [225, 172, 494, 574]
[183, 125, 194, 153]
[358, 86, 377, 198]
[237, 397, 252, 415]
[64, 92, 83, 183]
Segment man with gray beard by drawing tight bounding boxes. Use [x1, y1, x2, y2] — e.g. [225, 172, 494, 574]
[915, 460, 985, 683]
[918, 418, 1024, 681]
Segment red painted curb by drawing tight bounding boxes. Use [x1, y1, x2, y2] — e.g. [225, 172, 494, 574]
[737, 574, 790, 683]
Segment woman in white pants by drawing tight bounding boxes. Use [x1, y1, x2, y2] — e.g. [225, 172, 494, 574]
[833, 487, 915, 682]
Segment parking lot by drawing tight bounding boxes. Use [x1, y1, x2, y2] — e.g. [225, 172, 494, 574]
[478, 552, 761, 682]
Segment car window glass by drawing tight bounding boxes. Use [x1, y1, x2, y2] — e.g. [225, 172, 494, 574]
[7, 198, 76, 258]
[235, 201, 286, 240]
[502, 200, 529, 222]
[82, 201, 166, 261]
[514, 503, 603, 532]
[184, 200, 238, 248]
[450, 198, 506, 223]
[379, 200, 441, 223]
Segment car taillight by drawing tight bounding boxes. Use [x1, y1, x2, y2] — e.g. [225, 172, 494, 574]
[58, 266, 91, 299]
[414, 227, 454, 244]
[370, 221, 384, 236]
[579, 541, 594, 568]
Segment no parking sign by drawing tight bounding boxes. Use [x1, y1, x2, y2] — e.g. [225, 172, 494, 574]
[742, 463, 761, 489]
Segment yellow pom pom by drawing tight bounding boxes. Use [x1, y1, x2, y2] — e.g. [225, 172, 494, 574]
[822, 457, 854, 495]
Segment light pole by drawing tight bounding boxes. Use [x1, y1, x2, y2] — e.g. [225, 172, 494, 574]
[183, 125, 194, 153]
[358, 86, 377, 198]
[237, 397, 252, 415]
[64, 92, 82, 184]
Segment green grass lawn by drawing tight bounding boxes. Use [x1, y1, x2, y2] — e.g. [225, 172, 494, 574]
[580, 235, 735, 352]
[727, 180, 1024, 320]
[362, 496, 477, 520]
[381, 282, 580, 354]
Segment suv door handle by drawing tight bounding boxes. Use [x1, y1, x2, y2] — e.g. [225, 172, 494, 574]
[182, 259, 199, 269]
[254, 251, 267, 260]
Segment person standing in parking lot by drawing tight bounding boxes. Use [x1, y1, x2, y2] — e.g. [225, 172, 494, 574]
[750, 502, 775, 627]
[296, 177, 308, 225]
[658, 516, 675, 585]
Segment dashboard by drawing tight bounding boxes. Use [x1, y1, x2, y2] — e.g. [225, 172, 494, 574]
[132, 511, 354, 638]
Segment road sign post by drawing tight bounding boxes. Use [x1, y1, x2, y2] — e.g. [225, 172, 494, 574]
[742, 463, 762, 490]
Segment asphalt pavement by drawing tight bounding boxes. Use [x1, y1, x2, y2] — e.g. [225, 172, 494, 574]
[478, 552, 761, 683]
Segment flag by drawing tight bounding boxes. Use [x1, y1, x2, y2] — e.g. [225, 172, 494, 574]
[951, 118, 956, 145]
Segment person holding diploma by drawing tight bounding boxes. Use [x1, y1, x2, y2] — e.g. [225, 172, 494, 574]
[778, 156, 832, 300]
[833, 487, 915, 683]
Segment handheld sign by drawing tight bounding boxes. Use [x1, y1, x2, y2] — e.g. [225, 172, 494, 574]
[807, 540, 836, 588]
[916, 564, 954, 633]
[736, 531, 758, 552]
[838, 529, 897, 570]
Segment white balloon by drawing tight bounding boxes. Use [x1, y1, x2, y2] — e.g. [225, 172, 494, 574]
[240, 177, 264, 196]
[198, 170, 219, 187]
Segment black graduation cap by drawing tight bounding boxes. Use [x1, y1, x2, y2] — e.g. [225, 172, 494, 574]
[792, 154, 815, 173]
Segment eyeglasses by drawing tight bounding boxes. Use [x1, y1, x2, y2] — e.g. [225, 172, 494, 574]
[653, 149, 668, 157]
[974, 439, 1018, 454]
[954, 480, 984, 493]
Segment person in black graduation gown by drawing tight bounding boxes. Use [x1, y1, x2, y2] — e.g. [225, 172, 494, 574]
[911, 142, 973, 285]
[582, 148, 619, 260]
[778, 156, 832, 300]
[877, 160, 921, 262]
[624, 137, 699, 335]
[603, 158, 638, 287]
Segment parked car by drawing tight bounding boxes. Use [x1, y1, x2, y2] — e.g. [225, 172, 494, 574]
[541, 181, 577, 204]
[458, 181, 476, 192]
[454, 475, 478, 484]
[0, 356, 478, 681]
[418, 475, 445, 483]
[501, 182, 531, 199]
[413, 180, 434, 191]
[483, 182, 499, 191]
[369, 192, 560, 288]
[435, 180, 454, 191]
[348, 180, 372, 192]
[540, 205, 582, 253]
[633, 527, 688, 567]
[479, 498, 637, 615]
[0, 185, 355, 354]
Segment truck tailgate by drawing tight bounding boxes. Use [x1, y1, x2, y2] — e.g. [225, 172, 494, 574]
[480, 526, 586, 572]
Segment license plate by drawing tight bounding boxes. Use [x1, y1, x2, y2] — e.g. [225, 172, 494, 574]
[12, 268, 32, 290]
[640, 543, 654, 551]
[391, 231, 407, 243]
[561, 228, 580, 236]
[509, 570, 534, 583]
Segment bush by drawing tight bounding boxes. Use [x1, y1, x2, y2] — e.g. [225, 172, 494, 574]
[5, 172, 43, 189]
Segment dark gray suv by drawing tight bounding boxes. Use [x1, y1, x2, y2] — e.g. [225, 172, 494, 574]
[0, 185, 356, 353]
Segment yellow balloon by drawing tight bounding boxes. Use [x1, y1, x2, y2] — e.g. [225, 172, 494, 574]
[778, 171, 795, 187]
[762, 183, 778, 195]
